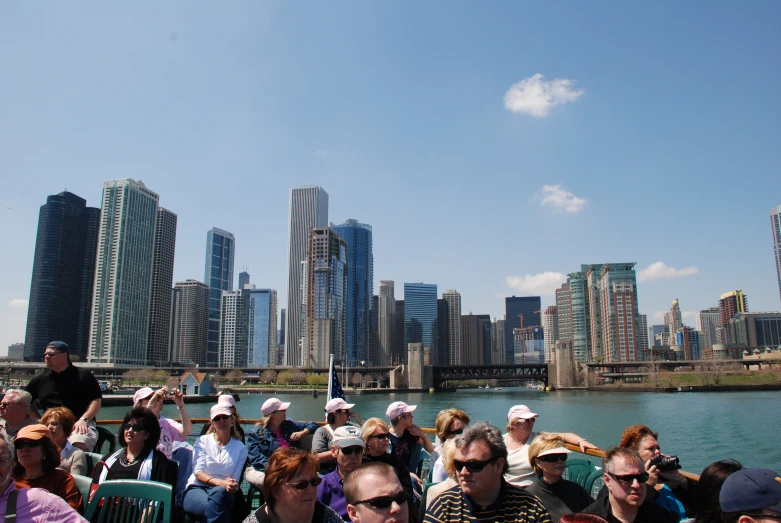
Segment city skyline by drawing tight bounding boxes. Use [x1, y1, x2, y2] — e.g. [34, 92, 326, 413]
[2, 3, 780, 355]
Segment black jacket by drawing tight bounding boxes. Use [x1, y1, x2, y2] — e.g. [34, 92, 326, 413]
[582, 485, 678, 523]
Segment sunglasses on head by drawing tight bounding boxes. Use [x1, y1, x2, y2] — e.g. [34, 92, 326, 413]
[354, 492, 409, 509]
[287, 477, 323, 490]
[369, 433, 390, 441]
[340, 445, 364, 455]
[453, 457, 498, 473]
[14, 440, 42, 450]
[608, 471, 650, 486]
[122, 423, 145, 432]
[537, 453, 568, 463]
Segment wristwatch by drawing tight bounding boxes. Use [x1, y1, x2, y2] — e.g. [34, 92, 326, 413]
[80, 417, 88, 422]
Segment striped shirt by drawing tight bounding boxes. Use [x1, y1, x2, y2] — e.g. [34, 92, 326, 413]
[424, 481, 552, 523]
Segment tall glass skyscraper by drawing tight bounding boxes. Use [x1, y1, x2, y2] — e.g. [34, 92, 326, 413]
[147, 208, 177, 365]
[248, 288, 278, 367]
[25, 191, 100, 362]
[404, 283, 438, 352]
[772, 205, 781, 304]
[504, 296, 542, 364]
[332, 219, 373, 366]
[205, 227, 235, 366]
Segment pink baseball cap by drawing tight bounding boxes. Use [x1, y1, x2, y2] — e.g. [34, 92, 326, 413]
[210, 404, 232, 420]
[386, 401, 416, 420]
[217, 394, 236, 408]
[325, 398, 356, 414]
[507, 405, 539, 422]
[133, 387, 155, 405]
[261, 398, 291, 416]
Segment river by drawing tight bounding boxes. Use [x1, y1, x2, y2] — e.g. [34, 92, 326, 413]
[99, 387, 781, 475]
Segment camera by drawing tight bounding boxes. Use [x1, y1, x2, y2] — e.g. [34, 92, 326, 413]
[649, 455, 681, 471]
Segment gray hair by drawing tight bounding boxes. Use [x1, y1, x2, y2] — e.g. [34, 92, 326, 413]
[3, 389, 32, 408]
[603, 447, 643, 474]
[453, 421, 509, 473]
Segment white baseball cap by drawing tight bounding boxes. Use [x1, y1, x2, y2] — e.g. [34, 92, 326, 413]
[133, 387, 155, 405]
[261, 397, 291, 416]
[217, 394, 236, 408]
[386, 401, 416, 420]
[210, 404, 232, 420]
[332, 426, 365, 448]
[325, 398, 356, 414]
[507, 405, 539, 421]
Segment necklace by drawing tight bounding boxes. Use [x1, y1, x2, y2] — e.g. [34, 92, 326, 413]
[119, 449, 145, 466]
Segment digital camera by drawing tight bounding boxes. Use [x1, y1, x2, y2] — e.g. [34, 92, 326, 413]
[649, 455, 681, 471]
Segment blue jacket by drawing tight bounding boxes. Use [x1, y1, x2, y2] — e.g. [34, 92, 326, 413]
[246, 419, 319, 470]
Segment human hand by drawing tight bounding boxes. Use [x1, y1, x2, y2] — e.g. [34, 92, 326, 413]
[645, 459, 660, 486]
[578, 439, 599, 452]
[407, 424, 424, 438]
[73, 419, 89, 434]
[290, 430, 306, 442]
[172, 389, 184, 408]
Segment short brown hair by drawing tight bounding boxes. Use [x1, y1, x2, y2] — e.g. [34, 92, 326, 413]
[603, 447, 643, 474]
[344, 462, 396, 505]
[527, 433, 567, 474]
[618, 425, 658, 451]
[40, 407, 77, 441]
[435, 409, 470, 442]
[262, 448, 319, 513]
[12, 436, 61, 478]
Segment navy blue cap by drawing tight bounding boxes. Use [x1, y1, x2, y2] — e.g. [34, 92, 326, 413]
[720, 467, 781, 513]
[46, 341, 69, 353]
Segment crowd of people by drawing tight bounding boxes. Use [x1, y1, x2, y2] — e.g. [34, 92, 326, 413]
[1, 340, 780, 523]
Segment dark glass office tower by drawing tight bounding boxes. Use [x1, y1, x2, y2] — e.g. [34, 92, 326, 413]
[404, 283, 438, 353]
[25, 191, 100, 362]
[504, 296, 542, 364]
[332, 219, 373, 366]
[204, 228, 235, 366]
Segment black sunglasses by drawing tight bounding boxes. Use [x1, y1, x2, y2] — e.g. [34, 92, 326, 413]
[446, 428, 464, 436]
[354, 492, 409, 509]
[340, 446, 364, 455]
[287, 477, 323, 490]
[607, 471, 650, 485]
[212, 415, 231, 421]
[122, 423, 145, 432]
[453, 457, 498, 473]
[537, 453, 568, 463]
[369, 433, 389, 441]
[14, 440, 42, 450]
[335, 409, 350, 414]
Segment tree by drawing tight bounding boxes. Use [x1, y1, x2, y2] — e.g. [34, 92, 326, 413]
[349, 372, 363, 387]
[260, 370, 277, 385]
[289, 369, 306, 385]
[152, 369, 170, 384]
[277, 370, 292, 385]
[307, 374, 328, 386]
[225, 369, 244, 384]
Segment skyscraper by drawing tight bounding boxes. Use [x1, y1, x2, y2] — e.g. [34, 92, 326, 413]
[238, 266, 250, 290]
[442, 290, 462, 364]
[219, 290, 247, 367]
[377, 281, 396, 366]
[394, 300, 405, 364]
[676, 326, 701, 360]
[504, 296, 542, 364]
[332, 219, 374, 365]
[247, 288, 278, 367]
[172, 279, 209, 365]
[436, 299, 449, 365]
[460, 314, 491, 364]
[493, 316, 506, 364]
[586, 263, 640, 362]
[88, 179, 159, 365]
[542, 306, 558, 363]
[404, 283, 438, 352]
[25, 191, 100, 362]
[664, 299, 682, 340]
[204, 228, 235, 367]
[285, 187, 329, 367]
[637, 314, 649, 351]
[717, 290, 749, 344]
[147, 208, 178, 365]
[696, 307, 720, 351]
[304, 227, 347, 368]
[772, 205, 781, 303]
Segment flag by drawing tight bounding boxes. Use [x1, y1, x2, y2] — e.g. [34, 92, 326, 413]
[327, 354, 344, 402]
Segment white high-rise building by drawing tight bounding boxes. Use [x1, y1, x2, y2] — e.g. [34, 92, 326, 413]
[284, 187, 328, 367]
[377, 281, 395, 366]
[772, 205, 781, 304]
[696, 307, 720, 351]
[442, 290, 462, 364]
[543, 306, 558, 363]
[219, 290, 247, 368]
[88, 179, 160, 366]
[664, 299, 683, 339]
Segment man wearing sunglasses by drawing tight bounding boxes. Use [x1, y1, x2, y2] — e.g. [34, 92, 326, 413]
[318, 426, 367, 521]
[582, 448, 677, 523]
[345, 462, 409, 523]
[720, 467, 781, 523]
[0, 389, 37, 446]
[424, 422, 551, 523]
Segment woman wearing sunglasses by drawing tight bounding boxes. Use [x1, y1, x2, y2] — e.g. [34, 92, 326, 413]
[430, 409, 470, 483]
[525, 434, 593, 523]
[504, 404, 597, 487]
[11, 424, 83, 513]
[243, 448, 341, 523]
[96, 407, 176, 487]
[361, 418, 418, 521]
[312, 398, 361, 474]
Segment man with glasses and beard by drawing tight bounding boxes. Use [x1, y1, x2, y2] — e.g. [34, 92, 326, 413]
[318, 426, 366, 521]
[423, 422, 551, 523]
[0, 438, 86, 521]
[582, 448, 677, 523]
[345, 462, 410, 523]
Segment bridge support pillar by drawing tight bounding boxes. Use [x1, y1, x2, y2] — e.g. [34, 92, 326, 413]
[553, 340, 576, 388]
[407, 344, 433, 389]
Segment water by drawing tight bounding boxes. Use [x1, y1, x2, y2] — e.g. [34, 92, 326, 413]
[99, 388, 781, 475]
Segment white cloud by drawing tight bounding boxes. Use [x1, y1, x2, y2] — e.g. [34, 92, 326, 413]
[8, 299, 27, 309]
[637, 262, 699, 282]
[503, 73, 584, 117]
[653, 311, 665, 321]
[506, 272, 567, 296]
[534, 184, 587, 213]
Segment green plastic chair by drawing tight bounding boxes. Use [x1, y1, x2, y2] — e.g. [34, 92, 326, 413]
[93, 426, 117, 456]
[562, 458, 597, 488]
[84, 452, 104, 475]
[85, 479, 173, 523]
[419, 482, 434, 523]
[72, 474, 92, 512]
[587, 469, 606, 499]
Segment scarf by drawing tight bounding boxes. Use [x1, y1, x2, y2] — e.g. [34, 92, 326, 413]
[100, 448, 154, 483]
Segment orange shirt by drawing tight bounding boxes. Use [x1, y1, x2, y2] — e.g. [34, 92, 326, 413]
[14, 468, 83, 514]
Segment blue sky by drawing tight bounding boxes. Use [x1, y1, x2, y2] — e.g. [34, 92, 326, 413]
[2, 2, 780, 355]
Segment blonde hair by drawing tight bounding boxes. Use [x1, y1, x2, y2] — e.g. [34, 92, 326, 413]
[441, 439, 458, 479]
[528, 433, 567, 474]
[435, 408, 470, 442]
[361, 418, 389, 443]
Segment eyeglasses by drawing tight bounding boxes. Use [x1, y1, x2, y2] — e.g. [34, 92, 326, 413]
[122, 423, 145, 432]
[354, 492, 410, 509]
[43, 351, 63, 358]
[286, 477, 323, 490]
[453, 457, 498, 473]
[518, 418, 536, 424]
[369, 433, 390, 441]
[340, 446, 364, 455]
[14, 440, 42, 450]
[212, 415, 231, 421]
[607, 471, 650, 486]
[0, 402, 20, 409]
[446, 428, 464, 436]
[335, 409, 350, 414]
[537, 453, 568, 463]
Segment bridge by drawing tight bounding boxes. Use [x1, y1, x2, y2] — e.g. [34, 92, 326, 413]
[431, 363, 548, 387]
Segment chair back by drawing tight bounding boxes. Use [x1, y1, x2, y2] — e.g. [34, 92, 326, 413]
[84, 452, 104, 475]
[295, 434, 314, 452]
[72, 474, 92, 512]
[93, 426, 117, 455]
[562, 458, 597, 488]
[85, 479, 173, 523]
